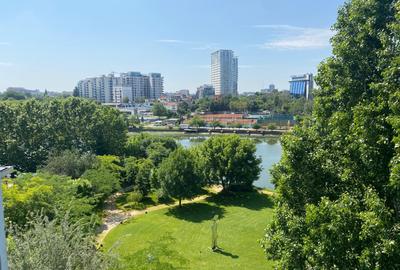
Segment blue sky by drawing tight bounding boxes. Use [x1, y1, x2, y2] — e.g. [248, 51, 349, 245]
[0, 0, 345, 93]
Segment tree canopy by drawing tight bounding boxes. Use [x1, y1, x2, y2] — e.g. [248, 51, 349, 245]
[0, 97, 127, 171]
[158, 148, 202, 206]
[262, 1, 400, 268]
[196, 135, 261, 190]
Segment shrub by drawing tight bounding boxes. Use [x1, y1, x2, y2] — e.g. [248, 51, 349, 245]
[126, 191, 143, 203]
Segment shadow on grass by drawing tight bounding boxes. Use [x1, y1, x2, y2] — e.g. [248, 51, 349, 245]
[214, 248, 239, 259]
[166, 202, 225, 223]
[205, 191, 274, 211]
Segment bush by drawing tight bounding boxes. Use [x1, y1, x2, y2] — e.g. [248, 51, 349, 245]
[7, 212, 111, 270]
[252, 123, 261, 130]
[121, 202, 145, 210]
[267, 123, 277, 130]
[42, 150, 97, 179]
[153, 189, 170, 204]
[126, 191, 143, 203]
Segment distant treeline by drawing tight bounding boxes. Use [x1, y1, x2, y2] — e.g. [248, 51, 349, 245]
[0, 97, 127, 171]
[176, 91, 313, 116]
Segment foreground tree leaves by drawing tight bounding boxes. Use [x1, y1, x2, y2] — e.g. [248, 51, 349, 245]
[262, 0, 400, 269]
[7, 212, 111, 270]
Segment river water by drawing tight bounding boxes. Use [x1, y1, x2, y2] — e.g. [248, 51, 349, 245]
[176, 136, 282, 189]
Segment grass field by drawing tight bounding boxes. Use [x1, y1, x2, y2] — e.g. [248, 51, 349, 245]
[103, 191, 275, 269]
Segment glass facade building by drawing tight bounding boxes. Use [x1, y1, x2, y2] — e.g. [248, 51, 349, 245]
[289, 73, 313, 100]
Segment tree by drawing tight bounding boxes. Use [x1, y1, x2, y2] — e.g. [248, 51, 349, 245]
[125, 133, 177, 158]
[7, 212, 110, 270]
[229, 98, 248, 112]
[146, 142, 173, 166]
[0, 97, 127, 171]
[122, 96, 130, 103]
[124, 157, 154, 195]
[3, 176, 55, 226]
[73, 87, 80, 97]
[81, 168, 120, 203]
[267, 123, 276, 130]
[177, 101, 190, 117]
[189, 116, 206, 127]
[262, 1, 400, 268]
[152, 102, 168, 116]
[157, 148, 202, 206]
[210, 120, 223, 129]
[197, 135, 261, 190]
[42, 150, 97, 179]
[3, 173, 98, 227]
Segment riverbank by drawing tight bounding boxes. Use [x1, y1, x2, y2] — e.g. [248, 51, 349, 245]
[130, 126, 289, 136]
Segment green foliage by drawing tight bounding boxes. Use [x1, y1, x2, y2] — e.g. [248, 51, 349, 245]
[262, 1, 400, 268]
[177, 101, 191, 116]
[125, 133, 177, 158]
[157, 148, 202, 206]
[196, 135, 261, 190]
[267, 124, 277, 130]
[41, 150, 97, 179]
[229, 98, 248, 112]
[252, 123, 261, 129]
[189, 116, 206, 127]
[124, 157, 154, 195]
[122, 96, 129, 103]
[0, 90, 29, 100]
[127, 115, 140, 127]
[3, 173, 98, 227]
[126, 191, 143, 203]
[81, 168, 121, 203]
[195, 92, 312, 115]
[73, 87, 80, 97]
[96, 155, 124, 178]
[152, 102, 168, 116]
[146, 142, 172, 166]
[210, 120, 223, 128]
[0, 97, 127, 171]
[7, 212, 110, 270]
[3, 176, 55, 226]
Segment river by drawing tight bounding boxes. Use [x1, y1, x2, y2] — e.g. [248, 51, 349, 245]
[176, 136, 282, 189]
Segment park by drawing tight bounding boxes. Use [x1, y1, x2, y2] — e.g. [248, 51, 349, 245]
[102, 189, 275, 269]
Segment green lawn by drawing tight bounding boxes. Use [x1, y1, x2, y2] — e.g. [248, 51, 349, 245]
[103, 191, 275, 269]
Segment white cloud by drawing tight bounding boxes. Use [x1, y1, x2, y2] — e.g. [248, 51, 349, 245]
[253, 24, 333, 50]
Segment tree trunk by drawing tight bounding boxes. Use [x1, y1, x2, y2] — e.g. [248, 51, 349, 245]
[179, 198, 182, 207]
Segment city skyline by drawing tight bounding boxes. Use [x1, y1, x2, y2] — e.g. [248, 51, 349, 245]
[0, 0, 345, 93]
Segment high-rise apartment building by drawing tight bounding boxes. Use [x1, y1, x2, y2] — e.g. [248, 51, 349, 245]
[148, 73, 163, 100]
[289, 73, 313, 100]
[76, 71, 163, 103]
[196, 84, 215, 99]
[211, 50, 238, 96]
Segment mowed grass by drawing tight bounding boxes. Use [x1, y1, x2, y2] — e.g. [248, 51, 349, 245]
[103, 191, 275, 270]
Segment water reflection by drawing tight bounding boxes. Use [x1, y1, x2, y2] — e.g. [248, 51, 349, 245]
[176, 136, 282, 189]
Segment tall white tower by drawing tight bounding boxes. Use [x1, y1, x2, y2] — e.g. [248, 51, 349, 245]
[211, 50, 238, 96]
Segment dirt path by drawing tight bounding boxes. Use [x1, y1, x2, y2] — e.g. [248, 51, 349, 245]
[97, 187, 222, 243]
